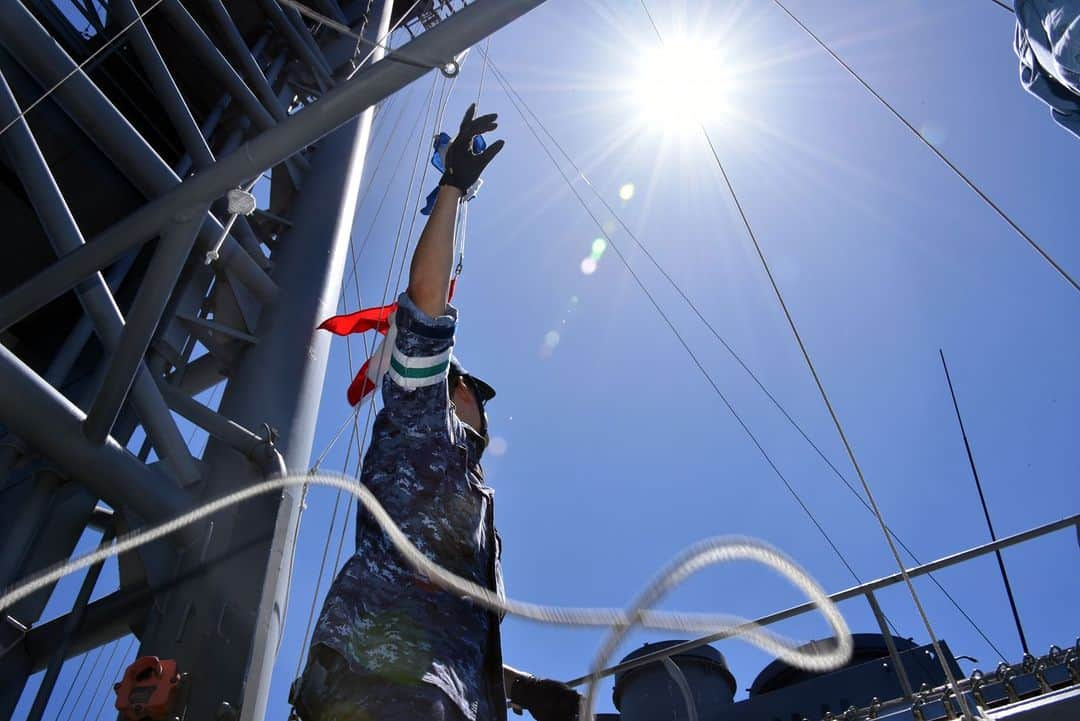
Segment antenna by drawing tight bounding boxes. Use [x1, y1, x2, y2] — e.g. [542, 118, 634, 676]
[939, 349, 1030, 656]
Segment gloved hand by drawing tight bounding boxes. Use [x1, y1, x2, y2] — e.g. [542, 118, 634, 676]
[439, 103, 505, 192]
[509, 675, 581, 721]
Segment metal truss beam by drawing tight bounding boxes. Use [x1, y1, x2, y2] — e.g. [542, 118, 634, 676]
[159, 382, 264, 457]
[84, 207, 206, 444]
[159, 0, 279, 132]
[204, 0, 289, 123]
[0, 0, 549, 332]
[112, 0, 215, 169]
[256, 0, 335, 87]
[0, 2, 275, 322]
[25, 526, 116, 721]
[0, 344, 193, 530]
[23, 586, 151, 674]
[0, 67, 201, 483]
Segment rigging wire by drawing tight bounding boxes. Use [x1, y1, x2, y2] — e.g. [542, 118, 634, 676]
[636, 1, 979, 717]
[479, 50, 1008, 663]
[987, 0, 1014, 11]
[770, 0, 1078, 296]
[343, 84, 436, 291]
[63, 637, 121, 721]
[312, 68, 471, 658]
[91, 636, 136, 721]
[0, 0, 169, 139]
[55, 645, 103, 721]
[483, 52, 872, 598]
[49, 648, 91, 721]
[453, 37, 493, 276]
[345, 0, 429, 80]
[291, 78, 441, 681]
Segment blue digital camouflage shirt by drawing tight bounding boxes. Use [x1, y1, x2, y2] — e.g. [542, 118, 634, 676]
[311, 291, 506, 721]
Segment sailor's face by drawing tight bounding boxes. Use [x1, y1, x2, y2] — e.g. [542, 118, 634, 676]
[451, 375, 486, 433]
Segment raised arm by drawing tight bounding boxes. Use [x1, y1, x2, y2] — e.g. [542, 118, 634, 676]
[407, 104, 504, 317]
[407, 185, 461, 317]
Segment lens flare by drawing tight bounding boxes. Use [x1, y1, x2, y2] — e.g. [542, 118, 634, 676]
[591, 238, 607, 258]
[488, 436, 508, 456]
[618, 183, 635, 201]
[580, 257, 598, 275]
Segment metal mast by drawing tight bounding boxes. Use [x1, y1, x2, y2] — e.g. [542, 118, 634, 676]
[0, 1, 545, 718]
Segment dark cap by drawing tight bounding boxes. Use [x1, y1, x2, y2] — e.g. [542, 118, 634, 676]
[448, 357, 496, 403]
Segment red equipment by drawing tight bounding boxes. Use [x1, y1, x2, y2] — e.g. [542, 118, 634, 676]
[114, 656, 185, 721]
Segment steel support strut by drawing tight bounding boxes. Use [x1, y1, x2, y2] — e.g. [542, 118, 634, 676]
[111, 0, 216, 169]
[204, 0, 290, 122]
[25, 526, 117, 721]
[0, 66, 201, 484]
[84, 207, 206, 444]
[0, 0, 550, 331]
[0, 344, 192, 532]
[0, 1, 275, 316]
[158, 0, 279, 132]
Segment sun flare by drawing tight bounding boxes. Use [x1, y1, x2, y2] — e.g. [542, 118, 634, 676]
[630, 36, 734, 133]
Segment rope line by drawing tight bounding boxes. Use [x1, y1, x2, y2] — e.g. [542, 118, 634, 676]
[636, 2, 980, 717]
[0, 472, 854, 721]
[479, 49, 1008, 663]
[769, 0, 1078, 296]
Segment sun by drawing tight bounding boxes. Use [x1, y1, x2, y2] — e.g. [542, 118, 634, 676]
[630, 36, 734, 134]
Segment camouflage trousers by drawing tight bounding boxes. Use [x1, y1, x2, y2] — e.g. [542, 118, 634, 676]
[292, 646, 470, 721]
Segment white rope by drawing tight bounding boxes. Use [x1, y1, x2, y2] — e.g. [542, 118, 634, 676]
[0, 471, 853, 720]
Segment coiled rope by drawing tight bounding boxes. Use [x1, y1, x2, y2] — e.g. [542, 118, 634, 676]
[0, 471, 853, 719]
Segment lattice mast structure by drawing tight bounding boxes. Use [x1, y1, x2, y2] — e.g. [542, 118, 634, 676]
[0, 1, 544, 719]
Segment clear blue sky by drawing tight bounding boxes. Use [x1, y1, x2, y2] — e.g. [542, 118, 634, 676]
[15, 1, 1079, 719]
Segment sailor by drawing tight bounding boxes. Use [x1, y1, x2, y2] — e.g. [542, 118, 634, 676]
[292, 105, 581, 721]
[1014, 0, 1080, 138]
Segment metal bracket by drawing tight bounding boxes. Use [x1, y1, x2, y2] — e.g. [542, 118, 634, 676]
[0, 615, 28, 659]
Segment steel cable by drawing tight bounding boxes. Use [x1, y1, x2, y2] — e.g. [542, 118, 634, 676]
[480, 49, 1008, 663]
[637, 1, 982, 717]
[770, 0, 1077, 295]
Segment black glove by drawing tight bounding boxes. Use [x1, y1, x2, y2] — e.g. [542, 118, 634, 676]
[439, 103, 505, 192]
[509, 676, 581, 721]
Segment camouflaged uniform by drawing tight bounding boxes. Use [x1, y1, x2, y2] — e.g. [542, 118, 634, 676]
[305, 291, 506, 721]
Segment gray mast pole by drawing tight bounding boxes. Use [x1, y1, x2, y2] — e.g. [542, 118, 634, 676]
[130, 4, 392, 719]
[239, 2, 392, 719]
